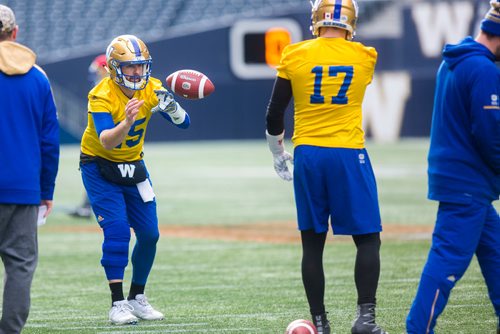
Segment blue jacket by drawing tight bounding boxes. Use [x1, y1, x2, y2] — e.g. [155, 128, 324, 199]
[428, 37, 500, 205]
[0, 41, 59, 205]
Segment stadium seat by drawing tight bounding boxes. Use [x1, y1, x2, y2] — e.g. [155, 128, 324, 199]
[3, 0, 387, 63]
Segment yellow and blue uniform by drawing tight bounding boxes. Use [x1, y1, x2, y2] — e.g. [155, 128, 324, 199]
[81, 76, 163, 162]
[268, 37, 381, 235]
[80, 76, 189, 283]
[277, 37, 376, 149]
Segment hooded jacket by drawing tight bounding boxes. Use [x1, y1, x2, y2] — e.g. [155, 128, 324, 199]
[0, 41, 59, 204]
[428, 37, 500, 205]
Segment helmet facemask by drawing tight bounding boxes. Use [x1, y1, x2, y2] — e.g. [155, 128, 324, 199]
[109, 59, 152, 91]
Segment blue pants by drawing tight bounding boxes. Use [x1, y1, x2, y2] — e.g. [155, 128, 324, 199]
[293, 145, 382, 235]
[406, 200, 500, 334]
[81, 162, 159, 285]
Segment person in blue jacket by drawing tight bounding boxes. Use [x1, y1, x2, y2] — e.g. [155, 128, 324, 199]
[0, 4, 59, 334]
[406, 2, 500, 333]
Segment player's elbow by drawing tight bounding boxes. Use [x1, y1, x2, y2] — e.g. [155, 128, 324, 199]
[101, 143, 115, 151]
[100, 140, 115, 151]
[99, 132, 117, 150]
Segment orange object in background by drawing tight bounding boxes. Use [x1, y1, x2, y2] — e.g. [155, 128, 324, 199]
[265, 27, 291, 68]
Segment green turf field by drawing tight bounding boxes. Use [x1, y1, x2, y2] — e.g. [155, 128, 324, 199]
[1, 139, 498, 333]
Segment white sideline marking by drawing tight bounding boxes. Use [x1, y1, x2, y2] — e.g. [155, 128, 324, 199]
[29, 322, 260, 333]
[166, 165, 425, 180]
[97, 330, 256, 333]
[372, 165, 425, 178]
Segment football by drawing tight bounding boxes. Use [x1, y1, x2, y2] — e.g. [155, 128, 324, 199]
[165, 69, 215, 100]
[285, 319, 318, 334]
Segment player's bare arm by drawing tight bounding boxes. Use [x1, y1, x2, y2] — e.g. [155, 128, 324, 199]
[99, 98, 144, 150]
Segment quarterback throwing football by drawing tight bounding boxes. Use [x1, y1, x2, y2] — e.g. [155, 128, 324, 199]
[265, 1, 387, 333]
[80, 35, 189, 325]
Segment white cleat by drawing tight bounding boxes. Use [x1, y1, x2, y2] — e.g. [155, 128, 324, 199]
[128, 294, 164, 321]
[109, 300, 138, 325]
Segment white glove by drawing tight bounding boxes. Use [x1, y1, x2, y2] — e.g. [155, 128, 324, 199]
[266, 131, 293, 181]
[151, 89, 176, 113]
[151, 89, 186, 124]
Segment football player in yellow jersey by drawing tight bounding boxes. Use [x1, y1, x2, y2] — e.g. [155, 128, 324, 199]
[265, 1, 387, 333]
[80, 35, 190, 325]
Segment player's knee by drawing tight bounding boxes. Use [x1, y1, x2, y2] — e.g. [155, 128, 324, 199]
[101, 239, 129, 268]
[136, 227, 160, 245]
[103, 220, 131, 239]
[423, 255, 466, 290]
[353, 232, 380, 249]
[420, 270, 458, 301]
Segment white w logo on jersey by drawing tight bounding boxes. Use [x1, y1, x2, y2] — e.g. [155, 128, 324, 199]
[117, 164, 136, 178]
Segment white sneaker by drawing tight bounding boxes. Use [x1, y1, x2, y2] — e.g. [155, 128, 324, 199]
[128, 294, 164, 320]
[109, 300, 138, 325]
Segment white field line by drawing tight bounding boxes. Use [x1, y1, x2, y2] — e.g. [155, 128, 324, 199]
[164, 165, 425, 180]
[26, 320, 267, 333]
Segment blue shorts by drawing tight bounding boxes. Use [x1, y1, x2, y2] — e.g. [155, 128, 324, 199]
[293, 145, 382, 235]
[80, 161, 157, 232]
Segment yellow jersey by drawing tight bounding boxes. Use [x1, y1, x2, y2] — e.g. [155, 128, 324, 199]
[81, 77, 163, 162]
[277, 37, 377, 149]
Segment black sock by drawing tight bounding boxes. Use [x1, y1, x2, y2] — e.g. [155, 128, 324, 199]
[301, 229, 328, 316]
[128, 282, 145, 300]
[109, 282, 124, 306]
[353, 233, 381, 305]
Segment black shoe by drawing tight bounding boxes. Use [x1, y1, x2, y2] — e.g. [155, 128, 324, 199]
[312, 313, 331, 334]
[351, 303, 387, 334]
